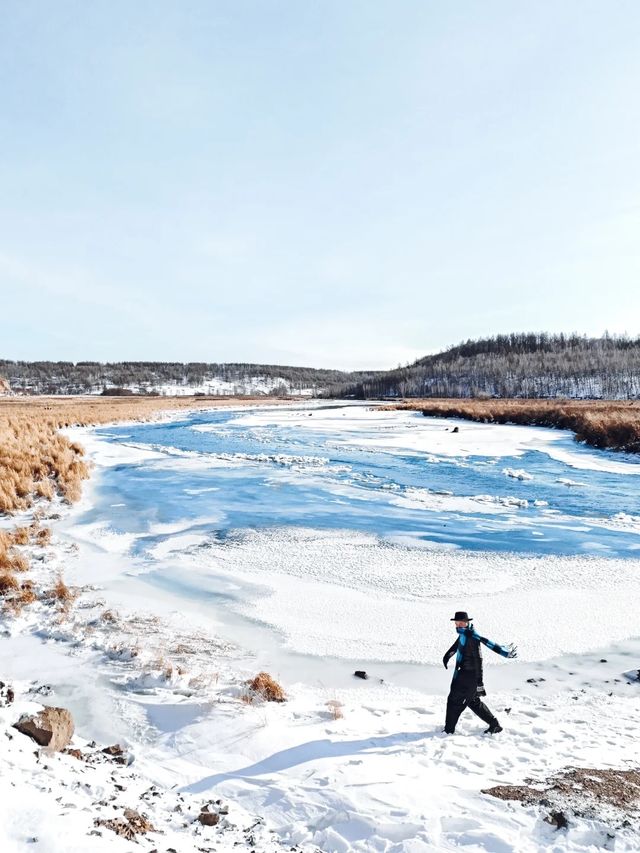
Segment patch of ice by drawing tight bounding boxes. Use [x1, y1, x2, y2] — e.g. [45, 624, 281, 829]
[186, 526, 640, 664]
[503, 467, 533, 481]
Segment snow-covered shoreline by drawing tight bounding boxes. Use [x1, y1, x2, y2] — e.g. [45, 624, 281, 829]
[2, 404, 640, 851]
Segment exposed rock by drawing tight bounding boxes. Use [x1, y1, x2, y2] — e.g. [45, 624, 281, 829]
[14, 706, 74, 751]
[64, 748, 84, 761]
[198, 809, 220, 827]
[545, 810, 569, 830]
[0, 681, 15, 707]
[353, 670, 368, 680]
[101, 743, 128, 764]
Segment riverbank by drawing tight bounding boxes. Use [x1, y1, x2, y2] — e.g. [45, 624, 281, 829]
[378, 398, 640, 454]
[3, 401, 640, 851]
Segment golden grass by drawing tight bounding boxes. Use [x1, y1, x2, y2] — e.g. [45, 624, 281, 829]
[10, 526, 30, 545]
[0, 395, 291, 616]
[245, 671, 286, 703]
[0, 571, 19, 595]
[0, 395, 293, 515]
[33, 525, 52, 546]
[49, 573, 75, 604]
[4, 579, 39, 614]
[378, 399, 640, 453]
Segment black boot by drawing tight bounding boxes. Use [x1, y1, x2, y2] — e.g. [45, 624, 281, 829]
[484, 722, 503, 734]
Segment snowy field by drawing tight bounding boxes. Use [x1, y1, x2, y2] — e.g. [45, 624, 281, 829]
[2, 402, 640, 851]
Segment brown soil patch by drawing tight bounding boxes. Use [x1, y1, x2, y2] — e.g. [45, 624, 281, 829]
[483, 766, 640, 824]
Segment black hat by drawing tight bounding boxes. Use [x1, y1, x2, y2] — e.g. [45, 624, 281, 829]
[450, 611, 472, 621]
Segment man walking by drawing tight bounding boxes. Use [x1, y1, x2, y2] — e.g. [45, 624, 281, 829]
[443, 611, 517, 735]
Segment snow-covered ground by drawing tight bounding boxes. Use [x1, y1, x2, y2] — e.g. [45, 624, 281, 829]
[2, 403, 640, 851]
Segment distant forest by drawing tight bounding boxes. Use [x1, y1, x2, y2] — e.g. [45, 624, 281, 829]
[4, 334, 640, 399]
[0, 361, 369, 396]
[325, 333, 640, 399]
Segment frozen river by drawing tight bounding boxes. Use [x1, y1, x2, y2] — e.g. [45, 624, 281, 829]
[63, 402, 640, 666]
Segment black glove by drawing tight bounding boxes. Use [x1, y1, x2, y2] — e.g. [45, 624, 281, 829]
[507, 643, 518, 659]
[476, 684, 486, 697]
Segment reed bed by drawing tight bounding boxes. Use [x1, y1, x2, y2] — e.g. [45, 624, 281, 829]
[378, 399, 640, 453]
[0, 395, 278, 515]
[0, 394, 288, 615]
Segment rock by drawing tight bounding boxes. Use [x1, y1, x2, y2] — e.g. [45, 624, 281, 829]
[452, 426, 459, 433]
[0, 681, 15, 707]
[64, 748, 84, 760]
[14, 707, 74, 751]
[102, 743, 127, 764]
[102, 743, 124, 756]
[353, 670, 368, 680]
[544, 810, 569, 830]
[198, 810, 220, 826]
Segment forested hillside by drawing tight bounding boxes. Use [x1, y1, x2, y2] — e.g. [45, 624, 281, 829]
[327, 334, 640, 399]
[0, 361, 371, 396]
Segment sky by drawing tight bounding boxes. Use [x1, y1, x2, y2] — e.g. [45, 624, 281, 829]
[1, 1, 640, 371]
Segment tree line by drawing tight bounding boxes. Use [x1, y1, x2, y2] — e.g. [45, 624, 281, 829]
[324, 333, 640, 399]
[0, 360, 371, 395]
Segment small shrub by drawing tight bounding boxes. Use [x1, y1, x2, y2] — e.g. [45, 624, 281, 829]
[34, 527, 52, 546]
[17, 580, 37, 607]
[245, 672, 286, 703]
[35, 479, 55, 500]
[0, 572, 19, 596]
[0, 552, 29, 573]
[10, 527, 30, 545]
[47, 574, 76, 613]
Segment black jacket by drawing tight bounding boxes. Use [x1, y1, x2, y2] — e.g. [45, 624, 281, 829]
[443, 631, 484, 686]
[443, 625, 513, 689]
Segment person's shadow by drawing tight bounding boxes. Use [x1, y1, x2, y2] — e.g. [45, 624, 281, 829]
[181, 730, 436, 794]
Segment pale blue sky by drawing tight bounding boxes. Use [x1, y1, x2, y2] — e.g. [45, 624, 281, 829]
[1, 1, 639, 369]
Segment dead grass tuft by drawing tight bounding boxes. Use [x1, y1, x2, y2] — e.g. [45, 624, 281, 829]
[95, 808, 155, 840]
[0, 395, 290, 516]
[101, 609, 118, 623]
[0, 571, 19, 596]
[45, 573, 77, 616]
[33, 526, 52, 546]
[245, 671, 286, 703]
[325, 699, 344, 720]
[10, 526, 30, 545]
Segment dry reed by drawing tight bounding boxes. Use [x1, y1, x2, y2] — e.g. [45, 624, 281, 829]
[0, 395, 292, 515]
[0, 396, 279, 618]
[379, 399, 640, 454]
[245, 672, 286, 703]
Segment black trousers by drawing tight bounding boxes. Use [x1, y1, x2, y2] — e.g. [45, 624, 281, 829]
[445, 671, 499, 734]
